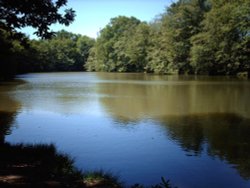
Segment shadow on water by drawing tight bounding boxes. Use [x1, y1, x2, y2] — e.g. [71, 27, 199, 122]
[158, 113, 250, 179]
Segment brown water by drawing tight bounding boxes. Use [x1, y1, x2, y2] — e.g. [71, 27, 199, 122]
[0, 72, 250, 187]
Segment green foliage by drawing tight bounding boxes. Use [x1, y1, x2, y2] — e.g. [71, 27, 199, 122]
[0, 0, 75, 80]
[87, 0, 249, 76]
[146, 20, 173, 74]
[85, 16, 144, 72]
[0, 0, 75, 39]
[83, 170, 123, 187]
[157, 0, 209, 74]
[1, 0, 249, 78]
[29, 30, 95, 72]
[0, 29, 31, 80]
[190, 0, 250, 75]
[86, 1, 209, 74]
[0, 30, 94, 75]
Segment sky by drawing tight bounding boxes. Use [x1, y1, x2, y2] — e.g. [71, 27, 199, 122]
[23, 0, 175, 39]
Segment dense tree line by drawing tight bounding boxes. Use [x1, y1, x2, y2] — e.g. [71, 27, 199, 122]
[0, 29, 94, 80]
[86, 0, 250, 76]
[27, 31, 95, 72]
[85, 16, 150, 72]
[1, 0, 249, 80]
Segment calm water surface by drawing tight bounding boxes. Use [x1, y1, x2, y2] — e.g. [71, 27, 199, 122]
[1, 72, 250, 187]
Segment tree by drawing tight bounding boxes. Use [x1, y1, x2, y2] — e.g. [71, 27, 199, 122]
[190, 0, 250, 75]
[86, 0, 249, 76]
[123, 22, 150, 72]
[111, 22, 150, 72]
[146, 18, 172, 74]
[76, 36, 95, 70]
[0, 0, 75, 39]
[0, 29, 31, 80]
[0, 0, 75, 80]
[30, 30, 95, 72]
[160, 0, 209, 74]
[86, 16, 142, 72]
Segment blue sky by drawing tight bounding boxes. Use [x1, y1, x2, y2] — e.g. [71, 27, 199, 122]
[23, 0, 174, 39]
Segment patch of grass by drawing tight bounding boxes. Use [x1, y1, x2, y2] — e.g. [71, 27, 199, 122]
[83, 170, 123, 188]
[0, 143, 84, 187]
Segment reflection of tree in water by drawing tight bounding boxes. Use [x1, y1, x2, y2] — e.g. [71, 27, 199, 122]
[97, 74, 250, 179]
[160, 113, 250, 179]
[0, 111, 18, 144]
[163, 115, 205, 155]
[0, 81, 22, 144]
[97, 74, 250, 120]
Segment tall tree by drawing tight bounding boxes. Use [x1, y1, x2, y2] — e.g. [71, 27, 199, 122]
[160, 0, 209, 74]
[0, 29, 30, 80]
[190, 0, 250, 75]
[0, 0, 75, 80]
[85, 16, 141, 72]
[146, 18, 172, 74]
[76, 36, 95, 70]
[112, 22, 150, 72]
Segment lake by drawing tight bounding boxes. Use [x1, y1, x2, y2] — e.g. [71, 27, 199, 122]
[1, 72, 250, 187]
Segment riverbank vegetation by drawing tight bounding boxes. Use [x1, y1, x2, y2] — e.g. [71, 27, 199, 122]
[1, 0, 249, 81]
[0, 143, 177, 188]
[85, 0, 249, 75]
[0, 143, 123, 187]
[0, 29, 95, 79]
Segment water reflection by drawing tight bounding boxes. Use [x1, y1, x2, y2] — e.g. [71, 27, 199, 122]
[159, 113, 250, 179]
[12, 73, 100, 115]
[0, 81, 22, 113]
[0, 112, 17, 144]
[96, 73, 250, 179]
[97, 74, 250, 120]
[0, 81, 21, 143]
